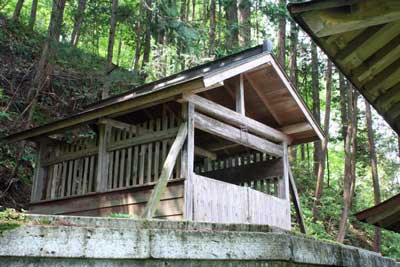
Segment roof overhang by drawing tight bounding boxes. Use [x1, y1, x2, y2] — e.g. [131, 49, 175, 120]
[1, 46, 323, 145]
[355, 193, 400, 233]
[288, 0, 400, 134]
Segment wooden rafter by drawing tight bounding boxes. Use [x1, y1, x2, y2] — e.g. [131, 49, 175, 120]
[352, 34, 400, 84]
[244, 73, 284, 126]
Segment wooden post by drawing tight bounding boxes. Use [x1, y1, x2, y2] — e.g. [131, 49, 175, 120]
[31, 139, 48, 202]
[279, 142, 290, 200]
[289, 168, 307, 234]
[142, 123, 188, 219]
[236, 74, 245, 115]
[181, 102, 195, 220]
[96, 122, 112, 192]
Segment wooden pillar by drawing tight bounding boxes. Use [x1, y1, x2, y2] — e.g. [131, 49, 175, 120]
[31, 139, 48, 202]
[279, 142, 290, 200]
[96, 122, 111, 192]
[181, 102, 195, 220]
[236, 74, 245, 115]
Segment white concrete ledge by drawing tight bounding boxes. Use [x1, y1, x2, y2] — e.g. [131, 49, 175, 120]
[0, 215, 398, 267]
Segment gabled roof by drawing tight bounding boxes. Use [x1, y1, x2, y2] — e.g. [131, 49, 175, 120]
[355, 193, 400, 233]
[288, 0, 400, 134]
[1, 44, 323, 145]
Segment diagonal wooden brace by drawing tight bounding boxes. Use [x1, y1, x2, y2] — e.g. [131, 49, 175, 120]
[142, 122, 188, 219]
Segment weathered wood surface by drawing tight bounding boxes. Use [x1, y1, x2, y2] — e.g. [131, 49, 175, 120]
[142, 123, 188, 219]
[194, 112, 283, 157]
[192, 175, 291, 230]
[182, 94, 291, 143]
[30, 179, 185, 219]
[40, 108, 183, 201]
[289, 168, 306, 234]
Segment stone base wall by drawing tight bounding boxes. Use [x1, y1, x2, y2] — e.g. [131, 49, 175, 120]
[0, 215, 398, 267]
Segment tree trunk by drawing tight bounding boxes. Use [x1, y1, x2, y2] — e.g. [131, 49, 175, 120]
[277, 0, 286, 67]
[192, 0, 196, 21]
[224, 0, 238, 50]
[26, 0, 66, 128]
[311, 42, 321, 178]
[29, 0, 38, 29]
[339, 73, 348, 141]
[209, 0, 216, 55]
[116, 37, 122, 66]
[337, 86, 358, 243]
[142, 0, 152, 70]
[312, 60, 332, 222]
[238, 0, 250, 47]
[13, 0, 25, 21]
[288, 19, 298, 163]
[70, 0, 86, 47]
[365, 100, 382, 252]
[102, 0, 118, 99]
[132, 1, 143, 71]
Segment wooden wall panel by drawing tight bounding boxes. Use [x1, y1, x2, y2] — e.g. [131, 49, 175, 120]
[30, 180, 184, 219]
[191, 175, 291, 230]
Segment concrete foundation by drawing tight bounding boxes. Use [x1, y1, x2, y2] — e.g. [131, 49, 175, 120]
[0, 214, 398, 267]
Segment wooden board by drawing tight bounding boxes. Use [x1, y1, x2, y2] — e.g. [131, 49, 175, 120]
[30, 179, 185, 218]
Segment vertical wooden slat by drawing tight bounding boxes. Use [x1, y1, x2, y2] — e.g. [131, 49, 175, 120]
[119, 131, 127, 188]
[88, 155, 95, 192]
[279, 142, 290, 200]
[66, 160, 73, 196]
[133, 145, 139, 185]
[113, 129, 121, 188]
[181, 102, 194, 220]
[146, 120, 154, 183]
[125, 131, 133, 187]
[139, 122, 147, 185]
[153, 118, 161, 181]
[60, 161, 67, 197]
[96, 123, 112, 192]
[82, 156, 89, 194]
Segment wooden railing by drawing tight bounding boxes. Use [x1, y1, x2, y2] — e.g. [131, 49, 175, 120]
[192, 174, 291, 230]
[195, 152, 284, 198]
[37, 107, 182, 202]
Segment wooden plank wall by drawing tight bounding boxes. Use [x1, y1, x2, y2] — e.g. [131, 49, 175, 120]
[30, 180, 185, 220]
[38, 106, 181, 202]
[194, 152, 283, 198]
[192, 175, 291, 230]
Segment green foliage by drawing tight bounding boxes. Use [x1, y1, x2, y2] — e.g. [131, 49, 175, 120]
[109, 213, 139, 219]
[0, 208, 26, 236]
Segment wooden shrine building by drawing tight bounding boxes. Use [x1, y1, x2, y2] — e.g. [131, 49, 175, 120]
[1, 44, 323, 231]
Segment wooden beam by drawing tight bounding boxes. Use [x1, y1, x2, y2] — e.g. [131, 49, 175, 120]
[1, 79, 204, 145]
[236, 74, 245, 115]
[142, 123, 188, 219]
[194, 112, 283, 157]
[203, 52, 272, 87]
[98, 118, 137, 133]
[364, 59, 400, 101]
[279, 143, 289, 200]
[352, 34, 400, 84]
[191, 81, 224, 94]
[194, 146, 217, 160]
[31, 139, 48, 202]
[289, 168, 306, 234]
[200, 158, 283, 184]
[288, 0, 359, 14]
[181, 102, 195, 220]
[96, 123, 111, 192]
[300, 0, 400, 37]
[280, 122, 312, 135]
[182, 94, 291, 144]
[244, 73, 283, 126]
